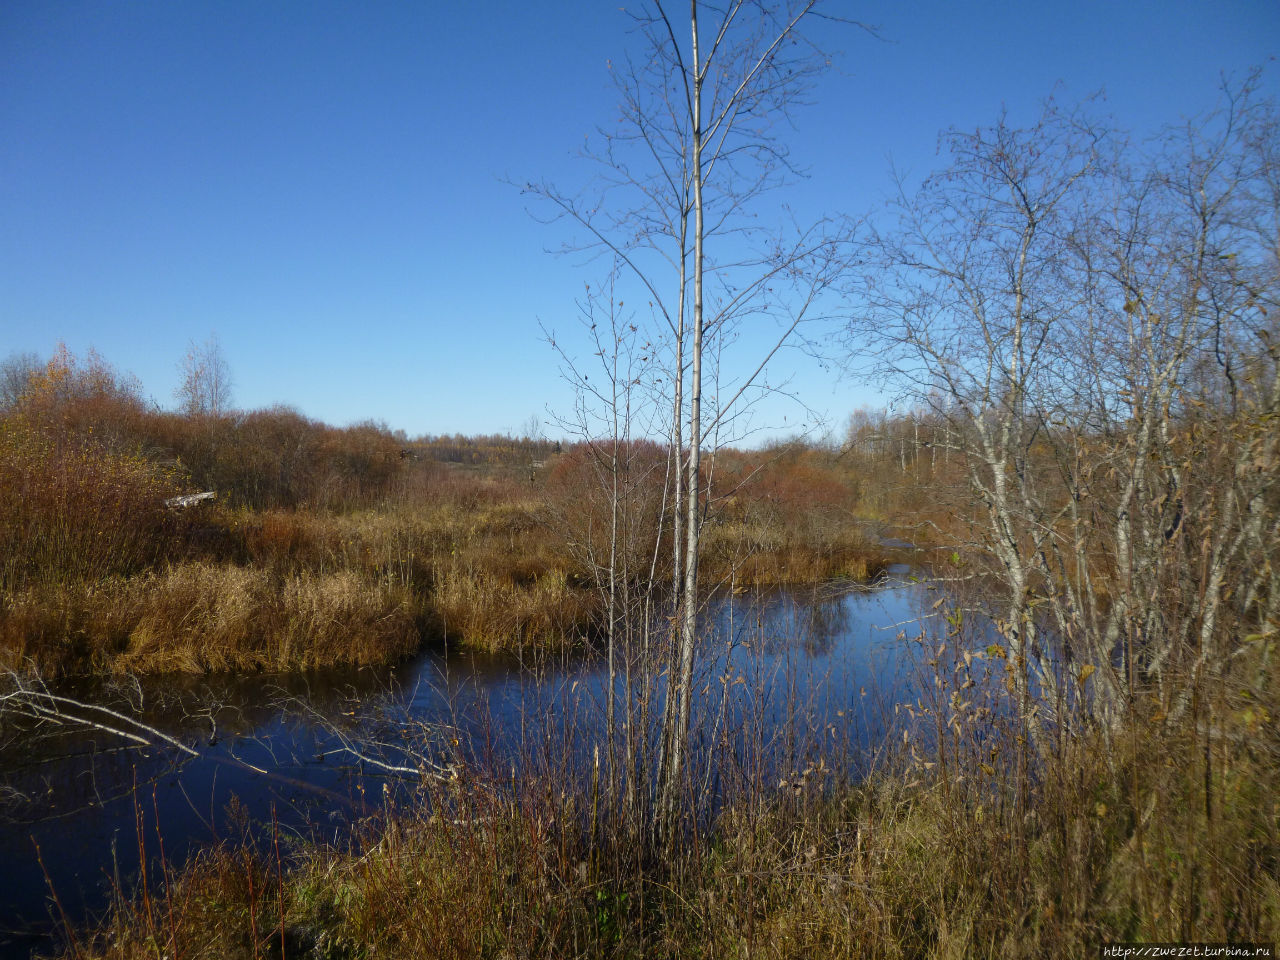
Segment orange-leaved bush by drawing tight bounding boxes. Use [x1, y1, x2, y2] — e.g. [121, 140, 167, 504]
[0, 419, 182, 591]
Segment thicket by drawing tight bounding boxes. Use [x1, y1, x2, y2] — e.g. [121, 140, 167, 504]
[0, 346, 911, 676]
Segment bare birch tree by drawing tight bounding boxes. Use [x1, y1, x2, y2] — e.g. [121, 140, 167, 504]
[528, 1, 861, 836]
[176, 334, 233, 417]
[862, 79, 1279, 754]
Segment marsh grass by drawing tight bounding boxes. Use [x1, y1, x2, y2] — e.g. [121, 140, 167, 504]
[702, 518, 879, 586]
[0, 494, 604, 675]
[1, 368, 908, 675]
[0, 564, 422, 675]
[49, 619, 1279, 960]
[234, 501, 600, 653]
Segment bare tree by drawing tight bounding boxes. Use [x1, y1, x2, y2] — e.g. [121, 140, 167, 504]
[529, 1, 862, 837]
[176, 334, 233, 416]
[544, 265, 673, 836]
[861, 79, 1279, 755]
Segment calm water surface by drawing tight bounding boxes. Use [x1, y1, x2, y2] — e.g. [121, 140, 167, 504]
[0, 572, 935, 958]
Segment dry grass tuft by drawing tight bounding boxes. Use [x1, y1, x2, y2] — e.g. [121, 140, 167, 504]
[703, 519, 879, 587]
[0, 563, 421, 675]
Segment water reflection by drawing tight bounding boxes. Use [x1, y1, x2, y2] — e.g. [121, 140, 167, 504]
[0, 577, 934, 958]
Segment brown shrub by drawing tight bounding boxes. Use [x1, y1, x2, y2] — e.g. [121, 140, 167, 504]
[0, 421, 182, 591]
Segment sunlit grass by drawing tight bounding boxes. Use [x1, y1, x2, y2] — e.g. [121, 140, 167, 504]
[57, 658, 1280, 959]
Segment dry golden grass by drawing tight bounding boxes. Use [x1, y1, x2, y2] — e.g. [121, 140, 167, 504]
[0, 562, 421, 675]
[418, 499, 593, 649]
[434, 562, 594, 651]
[0, 478, 900, 673]
[702, 518, 879, 587]
[61, 785, 594, 960]
[59, 686, 1280, 960]
[0, 491, 604, 673]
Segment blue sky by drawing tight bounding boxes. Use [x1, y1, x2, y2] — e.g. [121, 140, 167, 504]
[2, 1, 1276, 441]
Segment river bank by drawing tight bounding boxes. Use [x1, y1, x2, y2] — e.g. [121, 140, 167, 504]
[2, 349, 954, 679]
[0, 499, 916, 678]
[16, 572, 1277, 959]
[0, 578, 925, 957]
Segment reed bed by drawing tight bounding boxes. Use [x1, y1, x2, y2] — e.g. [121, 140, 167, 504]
[702, 519, 879, 586]
[1, 355, 914, 674]
[51, 654, 1279, 960]
[0, 563, 422, 675]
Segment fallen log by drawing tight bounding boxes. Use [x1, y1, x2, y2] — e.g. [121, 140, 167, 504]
[165, 491, 216, 509]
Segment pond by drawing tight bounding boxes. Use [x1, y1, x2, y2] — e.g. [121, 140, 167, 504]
[0, 570, 936, 958]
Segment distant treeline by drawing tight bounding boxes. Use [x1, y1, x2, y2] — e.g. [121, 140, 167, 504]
[0, 346, 569, 511]
[409, 434, 562, 467]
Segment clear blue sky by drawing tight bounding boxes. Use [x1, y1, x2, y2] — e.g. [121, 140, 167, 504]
[2, 1, 1276, 441]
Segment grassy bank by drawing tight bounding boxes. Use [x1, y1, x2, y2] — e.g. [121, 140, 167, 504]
[0, 492, 895, 676]
[1, 348, 921, 676]
[0, 564, 423, 674]
[50, 668, 1279, 959]
[0, 496, 598, 675]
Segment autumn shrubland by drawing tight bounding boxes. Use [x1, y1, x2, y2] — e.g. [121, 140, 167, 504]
[0, 345, 913, 676]
[33, 358, 1276, 959]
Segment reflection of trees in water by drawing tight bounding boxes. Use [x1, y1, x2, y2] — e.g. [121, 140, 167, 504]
[712, 587, 857, 658]
[795, 592, 853, 656]
[711, 586, 849, 660]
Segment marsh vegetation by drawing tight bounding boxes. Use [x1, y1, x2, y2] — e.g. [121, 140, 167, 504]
[1, 3, 1278, 957]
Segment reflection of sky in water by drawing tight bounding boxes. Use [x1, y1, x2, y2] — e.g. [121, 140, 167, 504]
[0, 579, 937, 957]
[394, 578, 934, 778]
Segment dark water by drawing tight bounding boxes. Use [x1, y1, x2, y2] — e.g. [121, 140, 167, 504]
[0, 572, 934, 958]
